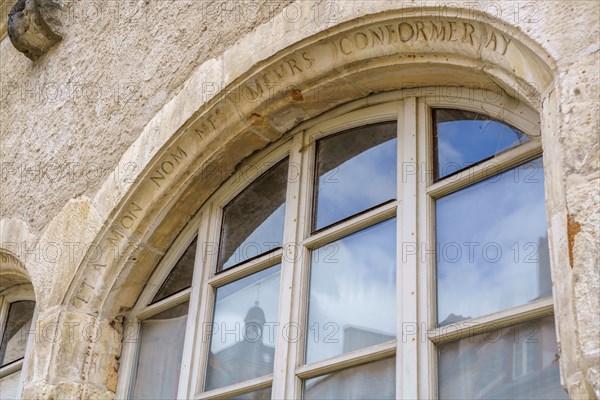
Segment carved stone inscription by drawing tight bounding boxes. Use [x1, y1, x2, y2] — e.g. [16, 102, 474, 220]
[149, 146, 188, 188]
[240, 52, 315, 102]
[72, 200, 144, 307]
[334, 20, 512, 56]
[190, 51, 315, 142]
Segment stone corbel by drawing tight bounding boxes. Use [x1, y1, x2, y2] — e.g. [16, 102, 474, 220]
[7, 0, 63, 60]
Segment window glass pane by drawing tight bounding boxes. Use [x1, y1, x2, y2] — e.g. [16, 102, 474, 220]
[131, 301, 189, 400]
[0, 370, 21, 399]
[314, 122, 397, 231]
[436, 158, 550, 325]
[306, 219, 396, 364]
[304, 357, 395, 400]
[0, 300, 35, 366]
[218, 159, 288, 271]
[434, 109, 529, 179]
[151, 237, 197, 304]
[438, 316, 567, 399]
[223, 387, 272, 399]
[205, 264, 281, 391]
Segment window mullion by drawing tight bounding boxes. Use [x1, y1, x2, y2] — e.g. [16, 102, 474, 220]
[0, 297, 7, 349]
[296, 341, 396, 379]
[196, 374, 273, 400]
[427, 297, 555, 345]
[114, 318, 141, 400]
[16, 305, 36, 400]
[136, 289, 191, 320]
[189, 205, 218, 397]
[0, 359, 23, 379]
[397, 97, 419, 399]
[288, 129, 319, 399]
[302, 201, 397, 250]
[417, 99, 435, 399]
[426, 140, 543, 199]
[272, 132, 304, 399]
[175, 210, 211, 399]
[207, 249, 283, 287]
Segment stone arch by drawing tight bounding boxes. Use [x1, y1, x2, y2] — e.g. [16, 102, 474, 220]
[0, 250, 31, 291]
[0, 218, 36, 294]
[70, 9, 555, 318]
[41, 7, 567, 398]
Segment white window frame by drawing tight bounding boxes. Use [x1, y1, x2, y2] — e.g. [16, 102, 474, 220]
[116, 212, 202, 400]
[419, 92, 549, 399]
[0, 284, 37, 400]
[118, 87, 555, 400]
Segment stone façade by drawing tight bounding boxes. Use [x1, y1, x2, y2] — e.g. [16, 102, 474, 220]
[0, 1, 598, 399]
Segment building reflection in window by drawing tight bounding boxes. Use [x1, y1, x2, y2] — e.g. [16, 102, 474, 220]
[205, 264, 281, 391]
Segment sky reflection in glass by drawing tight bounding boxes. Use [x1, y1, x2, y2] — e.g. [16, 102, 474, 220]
[306, 218, 396, 364]
[436, 158, 550, 325]
[434, 109, 529, 179]
[314, 122, 397, 231]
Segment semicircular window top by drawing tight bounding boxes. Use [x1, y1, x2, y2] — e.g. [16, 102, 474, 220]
[433, 108, 530, 179]
[0, 289, 36, 400]
[120, 93, 567, 400]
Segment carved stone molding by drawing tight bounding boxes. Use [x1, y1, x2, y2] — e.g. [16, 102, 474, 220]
[0, 250, 30, 290]
[7, 0, 62, 60]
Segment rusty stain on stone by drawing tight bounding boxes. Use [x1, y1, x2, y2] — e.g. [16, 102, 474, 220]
[567, 214, 581, 268]
[291, 88, 304, 101]
[106, 355, 120, 393]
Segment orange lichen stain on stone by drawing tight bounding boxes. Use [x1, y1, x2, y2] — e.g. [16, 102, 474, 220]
[291, 88, 304, 101]
[567, 214, 581, 268]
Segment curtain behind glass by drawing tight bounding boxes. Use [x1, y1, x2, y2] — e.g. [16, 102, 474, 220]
[0, 370, 21, 399]
[131, 306, 188, 400]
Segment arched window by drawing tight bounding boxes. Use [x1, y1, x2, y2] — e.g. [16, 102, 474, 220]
[0, 283, 36, 399]
[118, 90, 567, 399]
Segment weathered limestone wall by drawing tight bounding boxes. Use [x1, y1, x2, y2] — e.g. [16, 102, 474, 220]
[0, 1, 598, 399]
[0, 0, 292, 231]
